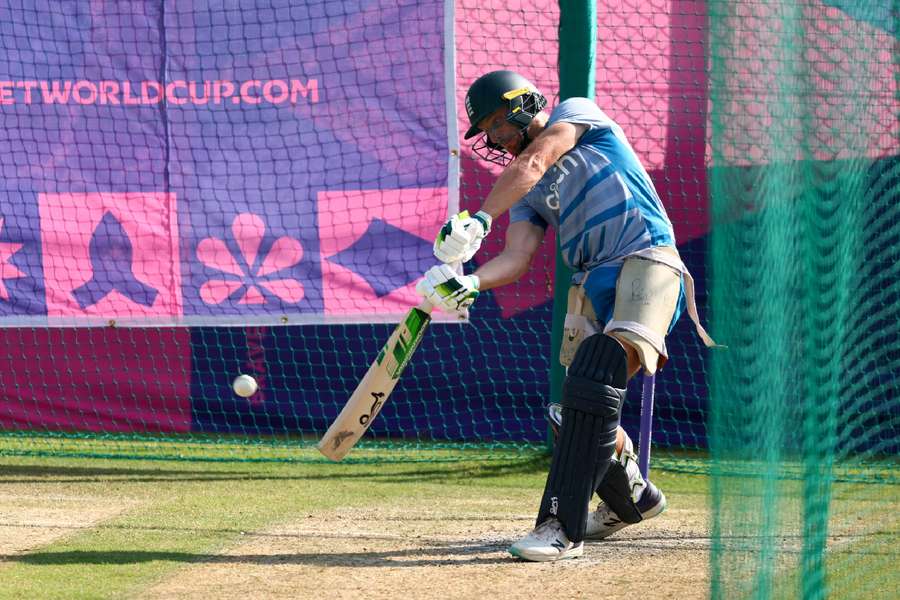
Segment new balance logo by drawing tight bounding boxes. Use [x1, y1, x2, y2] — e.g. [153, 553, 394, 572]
[552, 539, 566, 551]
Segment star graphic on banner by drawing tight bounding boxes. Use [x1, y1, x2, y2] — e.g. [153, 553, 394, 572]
[329, 218, 434, 298]
[0, 218, 25, 301]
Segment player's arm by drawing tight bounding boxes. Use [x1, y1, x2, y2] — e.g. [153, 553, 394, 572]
[473, 220, 545, 290]
[433, 121, 586, 264]
[418, 220, 544, 315]
[480, 121, 587, 220]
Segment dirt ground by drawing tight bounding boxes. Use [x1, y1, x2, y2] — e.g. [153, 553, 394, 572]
[0, 492, 134, 556]
[139, 502, 711, 600]
[0, 465, 711, 599]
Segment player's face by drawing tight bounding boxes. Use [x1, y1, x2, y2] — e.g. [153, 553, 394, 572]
[478, 107, 524, 156]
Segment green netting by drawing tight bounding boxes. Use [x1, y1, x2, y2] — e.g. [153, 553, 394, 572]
[708, 1, 899, 598]
[0, 2, 895, 558]
[0, 1, 724, 481]
[1, 2, 898, 596]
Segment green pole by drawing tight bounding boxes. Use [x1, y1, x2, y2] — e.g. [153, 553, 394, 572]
[550, 0, 596, 447]
[558, 0, 597, 101]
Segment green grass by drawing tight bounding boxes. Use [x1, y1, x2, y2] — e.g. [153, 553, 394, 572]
[2, 444, 895, 599]
[0, 449, 714, 599]
[709, 471, 900, 599]
[0, 431, 545, 463]
[0, 451, 548, 599]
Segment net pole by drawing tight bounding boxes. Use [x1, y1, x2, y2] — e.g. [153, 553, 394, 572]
[638, 373, 656, 479]
[553, 0, 596, 448]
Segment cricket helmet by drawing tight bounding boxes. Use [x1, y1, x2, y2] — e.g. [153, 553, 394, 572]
[463, 70, 548, 164]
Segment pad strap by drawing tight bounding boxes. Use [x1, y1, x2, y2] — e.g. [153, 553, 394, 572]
[595, 460, 643, 523]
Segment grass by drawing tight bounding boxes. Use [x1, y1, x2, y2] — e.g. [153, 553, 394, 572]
[0, 450, 560, 599]
[0, 449, 711, 599]
[1, 443, 896, 599]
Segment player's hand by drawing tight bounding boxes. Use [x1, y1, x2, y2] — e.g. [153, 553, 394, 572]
[433, 210, 492, 264]
[416, 264, 480, 315]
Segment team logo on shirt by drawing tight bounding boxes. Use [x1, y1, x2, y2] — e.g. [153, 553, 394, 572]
[544, 154, 579, 211]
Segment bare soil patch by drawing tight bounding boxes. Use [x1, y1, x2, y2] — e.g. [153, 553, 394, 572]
[0, 492, 132, 556]
[142, 498, 710, 600]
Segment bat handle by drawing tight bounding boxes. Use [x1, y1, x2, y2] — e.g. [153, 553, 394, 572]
[415, 299, 468, 320]
[415, 261, 465, 317]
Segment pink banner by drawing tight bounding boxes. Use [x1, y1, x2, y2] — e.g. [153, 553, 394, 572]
[39, 192, 183, 322]
[0, 328, 192, 433]
[318, 188, 448, 318]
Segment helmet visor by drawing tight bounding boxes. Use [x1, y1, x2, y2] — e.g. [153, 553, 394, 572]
[471, 134, 513, 167]
[464, 124, 482, 139]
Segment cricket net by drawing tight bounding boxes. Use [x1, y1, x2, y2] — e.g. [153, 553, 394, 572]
[1, 2, 898, 596]
[706, 1, 899, 598]
[0, 0, 894, 505]
[0, 1, 717, 466]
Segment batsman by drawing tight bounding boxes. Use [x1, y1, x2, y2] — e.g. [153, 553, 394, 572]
[416, 71, 715, 561]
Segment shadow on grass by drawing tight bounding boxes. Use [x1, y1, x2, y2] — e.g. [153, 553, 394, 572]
[0, 542, 518, 567]
[0, 454, 550, 485]
[0, 465, 233, 479]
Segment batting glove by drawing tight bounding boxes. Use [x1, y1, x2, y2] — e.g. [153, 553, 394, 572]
[433, 210, 492, 264]
[416, 264, 480, 315]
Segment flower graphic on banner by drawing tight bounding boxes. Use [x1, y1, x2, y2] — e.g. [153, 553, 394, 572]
[197, 213, 304, 305]
[0, 218, 24, 301]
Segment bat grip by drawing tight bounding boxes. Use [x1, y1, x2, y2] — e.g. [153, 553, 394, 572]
[416, 299, 469, 320]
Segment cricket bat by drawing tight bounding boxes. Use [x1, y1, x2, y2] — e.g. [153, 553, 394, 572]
[317, 300, 434, 461]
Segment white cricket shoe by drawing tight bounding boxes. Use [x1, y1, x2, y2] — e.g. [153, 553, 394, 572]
[584, 482, 667, 540]
[508, 518, 584, 562]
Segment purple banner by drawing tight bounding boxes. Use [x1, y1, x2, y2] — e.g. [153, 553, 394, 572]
[0, 0, 452, 326]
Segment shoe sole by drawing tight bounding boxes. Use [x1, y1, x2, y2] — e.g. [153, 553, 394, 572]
[583, 492, 667, 541]
[509, 543, 584, 562]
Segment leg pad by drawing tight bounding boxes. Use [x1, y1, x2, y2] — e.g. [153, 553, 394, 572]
[537, 335, 627, 542]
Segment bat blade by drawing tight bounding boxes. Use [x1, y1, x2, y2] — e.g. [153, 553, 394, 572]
[317, 301, 433, 461]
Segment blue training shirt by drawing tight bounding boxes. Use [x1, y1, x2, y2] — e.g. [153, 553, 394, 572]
[510, 98, 676, 278]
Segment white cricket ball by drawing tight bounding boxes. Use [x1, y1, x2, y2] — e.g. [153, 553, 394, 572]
[232, 374, 258, 398]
